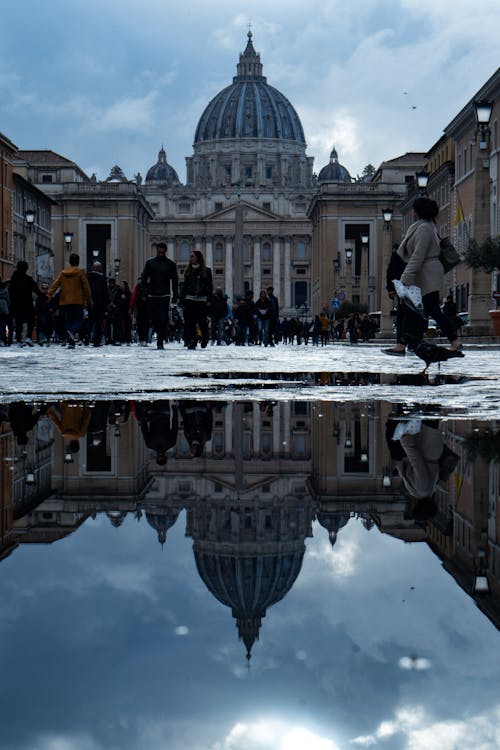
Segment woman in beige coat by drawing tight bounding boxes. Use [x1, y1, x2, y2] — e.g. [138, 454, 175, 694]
[386, 197, 461, 354]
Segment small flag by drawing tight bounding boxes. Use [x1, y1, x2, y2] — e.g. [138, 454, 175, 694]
[455, 194, 465, 226]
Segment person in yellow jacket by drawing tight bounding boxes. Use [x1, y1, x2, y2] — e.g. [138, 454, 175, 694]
[48, 253, 92, 347]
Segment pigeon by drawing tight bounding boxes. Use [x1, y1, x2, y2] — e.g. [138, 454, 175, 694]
[404, 334, 464, 372]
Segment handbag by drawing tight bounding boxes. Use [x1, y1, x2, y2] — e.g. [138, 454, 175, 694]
[438, 236, 461, 273]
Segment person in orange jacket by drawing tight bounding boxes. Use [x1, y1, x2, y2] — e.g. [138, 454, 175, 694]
[48, 253, 92, 347]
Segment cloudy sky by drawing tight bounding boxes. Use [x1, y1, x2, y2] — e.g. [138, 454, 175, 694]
[1, 0, 499, 183]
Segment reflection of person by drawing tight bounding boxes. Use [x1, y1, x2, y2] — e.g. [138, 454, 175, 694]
[181, 250, 213, 350]
[179, 401, 212, 456]
[48, 402, 92, 442]
[396, 198, 461, 353]
[386, 417, 443, 520]
[141, 242, 178, 350]
[48, 254, 92, 347]
[8, 402, 45, 446]
[136, 401, 178, 465]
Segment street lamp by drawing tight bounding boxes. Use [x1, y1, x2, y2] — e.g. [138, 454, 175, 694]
[360, 449, 368, 463]
[361, 232, 369, 247]
[416, 170, 429, 195]
[25, 208, 35, 230]
[473, 99, 494, 150]
[64, 449, 74, 464]
[114, 257, 121, 279]
[92, 249, 100, 259]
[64, 231, 73, 251]
[345, 248, 353, 264]
[382, 208, 393, 229]
[25, 471, 36, 485]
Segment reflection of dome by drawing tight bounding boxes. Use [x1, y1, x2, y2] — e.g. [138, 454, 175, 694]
[146, 508, 180, 545]
[106, 510, 127, 527]
[194, 32, 305, 144]
[195, 550, 304, 660]
[145, 147, 180, 185]
[316, 511, 350, 547]
[318, 147, 351, 182]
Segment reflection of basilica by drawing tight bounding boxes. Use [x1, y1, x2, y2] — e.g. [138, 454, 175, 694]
[1, 398, 499, 652]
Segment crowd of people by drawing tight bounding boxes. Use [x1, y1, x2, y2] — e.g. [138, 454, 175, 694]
[1, 203, 461, 353]
[0, 242, 380, 350]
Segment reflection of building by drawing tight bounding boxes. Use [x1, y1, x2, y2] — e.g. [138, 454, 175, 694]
[2, 397, 500, 647]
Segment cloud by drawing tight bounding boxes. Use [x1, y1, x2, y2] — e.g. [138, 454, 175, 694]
[350, 704, 500, 749]
[211, 719, 340, 750]
[32, 734, 100, 750]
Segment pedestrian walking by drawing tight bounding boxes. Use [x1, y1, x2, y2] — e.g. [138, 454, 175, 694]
[267, 286, 279, 346]
[141, 242, 178, 350]
[319, 312, 329, 346]
[130, 276, 150, 345]
[393, 197, 462, 354]
[34, 283, 54, 345]
[180, 250, 213, 349]
[0, 276, 10, 346]
[255, 289, 272, 346]
[210, 287, 229, 345]
[8, 260, 41, 346]
[48, 253, 92, 348]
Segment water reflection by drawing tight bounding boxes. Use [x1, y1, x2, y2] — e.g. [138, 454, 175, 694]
[1, 397, 499, 647]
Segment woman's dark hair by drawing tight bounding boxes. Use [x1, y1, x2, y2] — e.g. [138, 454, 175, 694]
[185, 249, 207, 278]
[413, 197, 439, 221]
[16, 260, 29, 274]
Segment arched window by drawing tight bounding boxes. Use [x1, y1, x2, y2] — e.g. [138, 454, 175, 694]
[294, 281, 307, 308]
[262, 242, 272, 263]
[180, 240, 190, 262]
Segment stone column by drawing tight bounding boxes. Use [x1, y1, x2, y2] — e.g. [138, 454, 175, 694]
[253, 402, 260, 454]
[205, 238, 213, 269]
[167, 239, 175, 262]
[225, 403, 233, 455]
[273, 238, 281, 300]
[273, 404, 281, 455]
[225, 238, 233, 302]
[283, 402, 291, 455]
[380, 222, 394, 337]
[469, 148, 494, 331]
[253, 239, 261, 293]
[284, 238, 292, 309]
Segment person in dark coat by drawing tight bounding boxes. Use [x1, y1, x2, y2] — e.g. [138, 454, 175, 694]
[86, 262, 109, 346]
[141, 242, 178, 350]
[255, 289, 272, 346]
[8, 261, 41, 346]
[234, 296, 252, 345]
[105, 277, 122, 345]
[180, 250, 213, 349]
[179, 401, 212, 457]
[210, 288, 229, 345]
[266, 286, 279, 346]
[0, 276, 10, 346]
[129, 277, 150, 345]
[137, 401, 178, 465]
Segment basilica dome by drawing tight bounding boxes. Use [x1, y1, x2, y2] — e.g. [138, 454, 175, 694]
[194, 32, 305, 145]
[318, 147, 352, 182]
[145, 146, 180, 184]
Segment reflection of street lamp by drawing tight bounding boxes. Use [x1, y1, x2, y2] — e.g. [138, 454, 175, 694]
[64, 449, 74, 464]
[416, 171, 429, 195]
[64, 231, 73, 251]
[360, 449, 368, 463]
[344, 434, 352, 449]
[474, 99, 494, 150]
[114, 258, 121, 279]
[25, 470, 36, 485]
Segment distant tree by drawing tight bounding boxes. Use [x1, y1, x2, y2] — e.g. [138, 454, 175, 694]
[357, 163, 376, 182]
[463, 237, 500, 273]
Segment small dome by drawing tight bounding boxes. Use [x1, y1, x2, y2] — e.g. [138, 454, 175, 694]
[145, 146, 180, 184]
[318, 147, 351, 183]
[146, 509, 180, 545]
[316, 511, 350, 547]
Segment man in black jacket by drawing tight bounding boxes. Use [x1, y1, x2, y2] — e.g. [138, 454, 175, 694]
[141, 243, 178, 349]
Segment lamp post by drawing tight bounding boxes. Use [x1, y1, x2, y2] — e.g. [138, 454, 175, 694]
[380, 207, 394, 337]
[25, 208, 35, 230]
[64, 232, 73, 252]
[345, 247, 353, 264]
[474, 99, 494, 150]
[360, 232, 369, 248]
[114, 257, 121, 279]
[415, 170, 429, 195]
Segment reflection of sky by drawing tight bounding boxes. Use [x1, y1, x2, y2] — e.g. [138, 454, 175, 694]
[0, 512, 499, 750]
